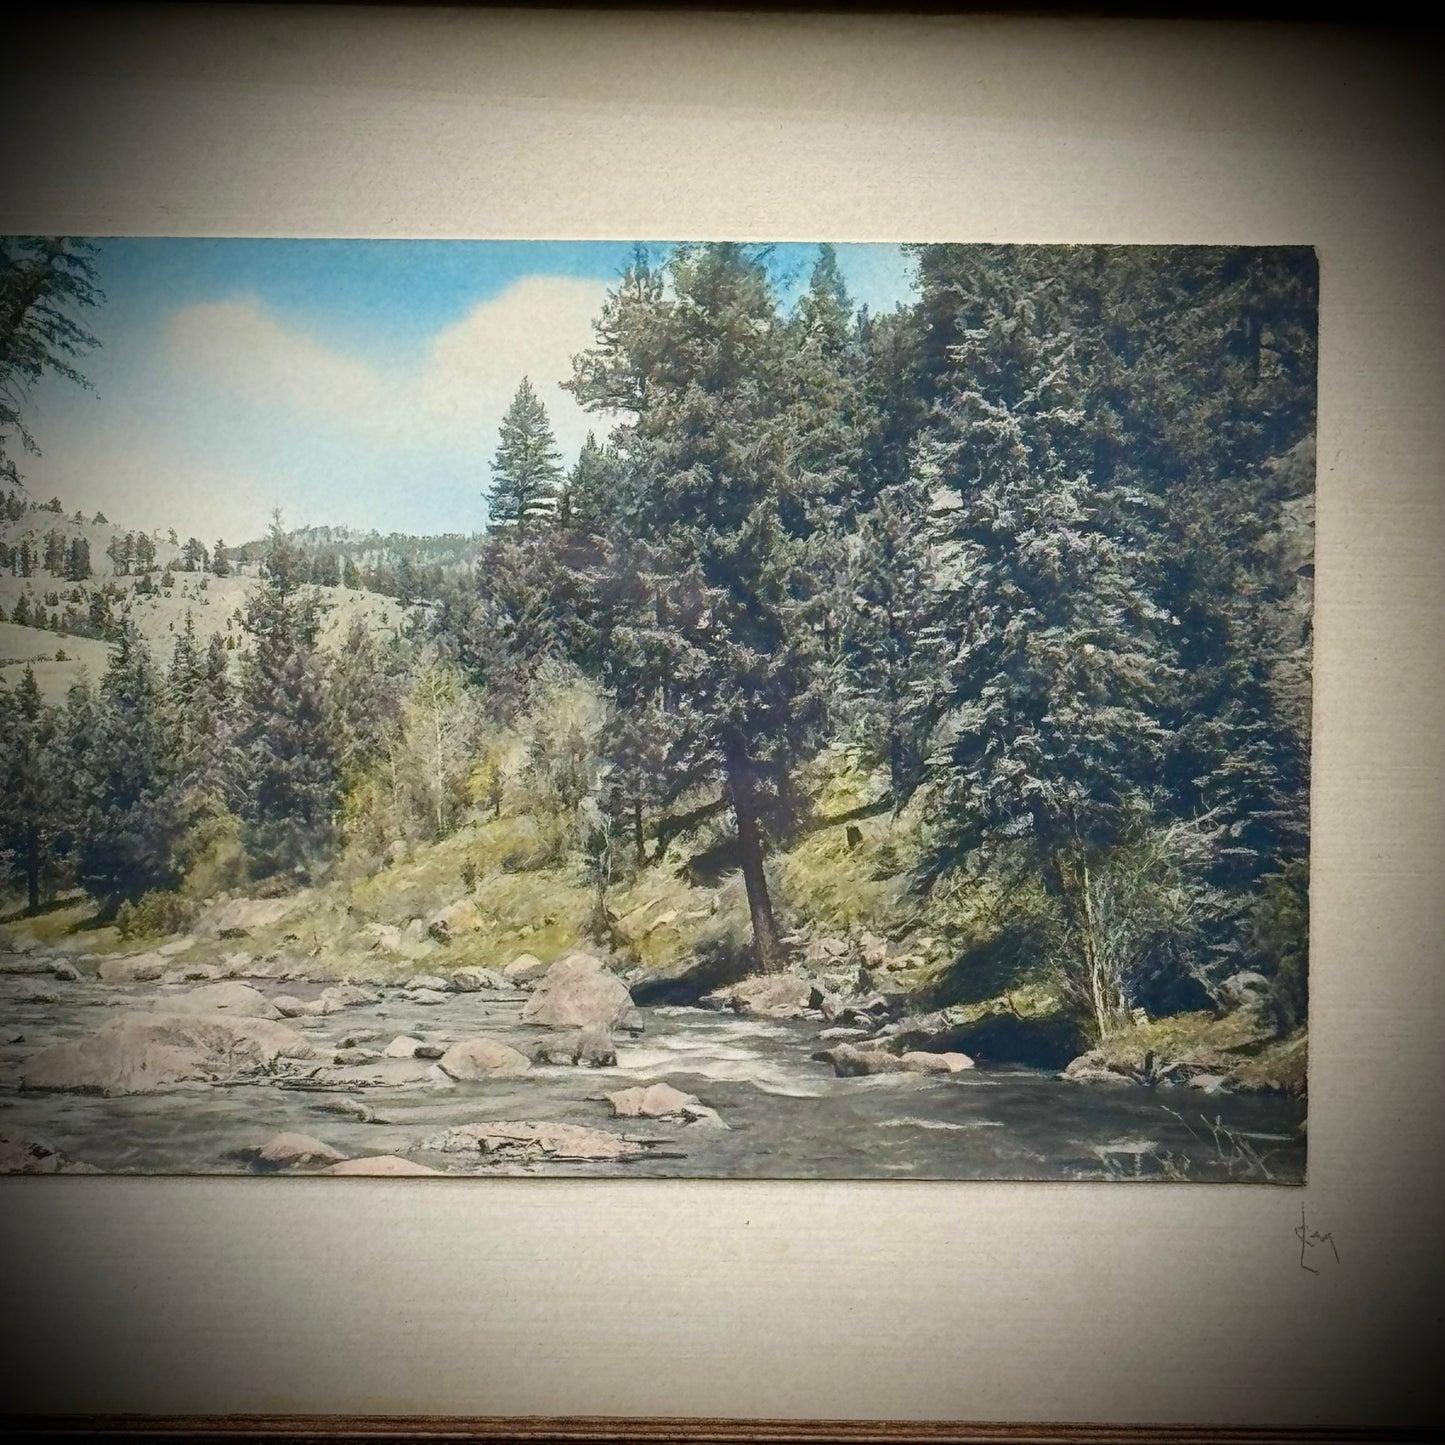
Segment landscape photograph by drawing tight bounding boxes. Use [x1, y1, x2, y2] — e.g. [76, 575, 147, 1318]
[0, 236, 1316, 1181]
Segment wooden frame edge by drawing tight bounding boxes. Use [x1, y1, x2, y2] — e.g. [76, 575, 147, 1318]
[2, 1418, 1433, 1442]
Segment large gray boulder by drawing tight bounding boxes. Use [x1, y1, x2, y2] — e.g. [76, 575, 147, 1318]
[97, 953, 168, 984]
[324, 1154, 441, 1176]
[243, 1132, 344, 1169]
[520, 954, 635, 1032]
[152, 981, 280, 1020]
[502, 952, 551, 985]
[530, 1026, 617, 1068]
[436, 1037, 532, 1080]
[22, 1013, 316, 1095]
[703, 973, 813, 1019]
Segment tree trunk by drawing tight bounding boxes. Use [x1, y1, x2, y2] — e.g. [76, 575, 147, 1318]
[25, 822, 40, 916]
[633, 797, 645, 866]
[724, 746, 784, 974]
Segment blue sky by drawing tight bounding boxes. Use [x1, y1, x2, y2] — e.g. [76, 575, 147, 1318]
[19, 239, 919, 543]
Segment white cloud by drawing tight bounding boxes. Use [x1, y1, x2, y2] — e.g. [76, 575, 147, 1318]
[162, 275, 612, 466]
[418, 275, 611, 454]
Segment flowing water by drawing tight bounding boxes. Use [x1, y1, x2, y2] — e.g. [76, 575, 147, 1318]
[0, 969, 1306, 1182]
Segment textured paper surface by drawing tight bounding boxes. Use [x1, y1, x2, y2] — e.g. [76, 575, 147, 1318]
[1, 9, 1441, 1426]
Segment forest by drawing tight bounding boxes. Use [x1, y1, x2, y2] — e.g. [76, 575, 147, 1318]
[0, 238, 1316, 1177]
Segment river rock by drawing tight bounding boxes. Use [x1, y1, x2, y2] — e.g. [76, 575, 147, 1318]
[23, 1013, 316, 1095]
[221, 951, 255, 977]
[530, 1026, 617, 1068]
[419, 1120, 646, 1162]
[605, 1083, 722, 1126]
[317, 983, 381, 1012]
[0, 1128, 73, 1174]
[814, 1042, 908, 1077]
[98, 953, 168, 984]
[818, 1026, 872, 1042]
[324, 1154, 441, 1176]
[313, 1097, 379, 1123]
[406, 987, 450, 1006]
[270, 994, 323, 1018]
[520, 955, 635, 1032]
[163, 962, 223, 984]
[703, 973, 813, 1019]
[154, 981, 280, 1019]
[901, 1050, 975, 1074]
[503, 952, 550, 985]
[450, 965, 507, 992]
[437, 1037, 532, 1080]
[210, 896, 298, 938]
[1188, 1072, 1232, 1094]
[334, 1047, 379, 1065]
[47, 959, 83, 983]
[1061, 1052, 1136, 1086]
[0, 955, 55, 976]
[383, 1034, 424, 1059]
[245, 1131, 344, 1169]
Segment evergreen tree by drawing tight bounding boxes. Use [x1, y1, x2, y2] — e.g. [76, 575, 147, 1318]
[211, 538, 231, 577]
[64, 535, 91, 580]
[76, 622, 184, 909]
[568, 243, 830, 971]
[0, 666, 57, 912]
[487, 377, 562, 538]
[564, 431, 625, 534]
[917, 255, 1189, 1036]
[0, 237, 103, 487]
[232, 521, 340, 877]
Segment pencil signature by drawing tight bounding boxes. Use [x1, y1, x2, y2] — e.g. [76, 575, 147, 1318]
[1295, 1203, 1340, 1274]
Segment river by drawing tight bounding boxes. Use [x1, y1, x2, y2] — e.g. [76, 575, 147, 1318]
[0, 968, 1306, 1182]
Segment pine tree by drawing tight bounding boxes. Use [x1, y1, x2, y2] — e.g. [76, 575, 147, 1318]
[0, 666, 57, 912]
[76, 622, 184, 909]
[64, 535, 90, 580]
[212, 538, 231, 577]
[568, 243, 830, 971]
[487, 377, 563, 538]
[0, 237, 103, 487]
[917, 253, 1188, 1037]
[564, 432, 625, 534]
[232, 521, 340, 877]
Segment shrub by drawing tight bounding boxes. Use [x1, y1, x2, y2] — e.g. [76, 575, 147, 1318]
[117, 889, 198, 940]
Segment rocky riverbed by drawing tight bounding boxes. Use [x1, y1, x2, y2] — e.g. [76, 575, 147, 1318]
[0, 936, 1306, 1182]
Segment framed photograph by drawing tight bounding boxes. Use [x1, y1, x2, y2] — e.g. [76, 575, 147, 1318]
[1, 7, 1440, 1439]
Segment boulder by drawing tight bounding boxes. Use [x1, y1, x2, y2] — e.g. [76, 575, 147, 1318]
[605, 1083, 723, 1127]
[156, 938, 196, 957]
[334, 1047, 379, 1066]
[900, 1050, 975, 1075]
[98, 953, 167, 984]
[153, 981, 280, 1019]
[0, 1129, 72, 1175]
[245, 1132, 344, 1169]
[1061, 1052, 1136, 1087]
[430, 898, 485, 938]
[814, 1042, 907, 1077]
[270, 994, 323, 1019]
[406, 974, 450, 992]
[450, 965, 507, 993]
[0, 955, 55, 977]
[48, 959, 84, 983]
[406, 987, 450, 1007]
[383, 1035, 424, 1059]
[419, 1120, 646, 1163]
[503, 952, 550, 985]
[163, 963, 223, 985]
[23, 1013, 315, 1095]
[313, 1097, 379, 1123]
[437, 1037, 532, 1081]
[210, 896, 298, 938]
[316, 983, 381, 1013]
[1188, 1072, 1232, 1095]
[364, 924, 404, 954]
[530, 1027, 617, 1068]
[520, 955, 635, 1032]
[703, 973, 813, 1019]
[220, 951, 255, 977]
[1218, 970, 1273, 1010]
[324, 1155, 441, 1177]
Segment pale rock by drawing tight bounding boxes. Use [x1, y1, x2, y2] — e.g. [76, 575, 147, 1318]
[437, 1037, 532, 1080]
[450, 965, 507, 993]
[324, 1154, 441, 1177]
[419, 1120, 645, 1162]
[502, 952, 550, 985]
[703, 973, 813, 1019]
[901, 1050, 975, 1074]
[383, 1035, 423, 1059]
[153, 981, 279, 1019]
[520, 955, 635, 1032]
[246, 1131, 344, 1168]
[98, 953, 167, 984]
